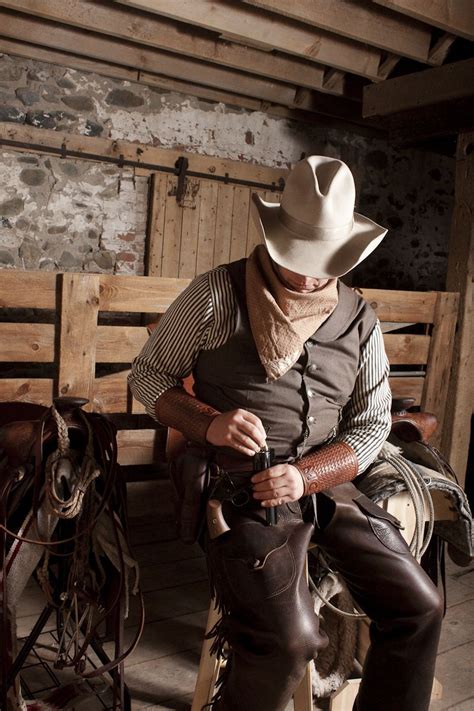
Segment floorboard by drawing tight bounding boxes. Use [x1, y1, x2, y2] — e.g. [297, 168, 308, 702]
[13, 481, 474, 710]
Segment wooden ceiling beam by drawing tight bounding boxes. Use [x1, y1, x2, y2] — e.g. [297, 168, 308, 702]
[0, 0, 329, 93]
[0, 36, 140, 83]
[376, 53, 401, 81]
[115, 0, 383, 80]
[363, 58, 474, 117]
[0, 37, 375, 132]
[322, 68, 345, 94]
[386, 96, 474, 144]
[0, 12, 298, 105]
[0, 123, 289, 183]
[0, 36, 277, 114]
[244, 0, 435, 64]
[428, 32, 457, 65]
[291, 89, 365, 124]
[373, 0, 474, 41]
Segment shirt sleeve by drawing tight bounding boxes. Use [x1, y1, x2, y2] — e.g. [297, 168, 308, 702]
[127, 266, 236, 420]
[333, 320, 392, 473]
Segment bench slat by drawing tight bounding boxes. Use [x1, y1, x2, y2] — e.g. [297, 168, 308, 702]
[359, 288, 437, 323]
[96, 325, 149, 362]
[0, 323, 55, 362]
[383, 334, 431, 365]
[94, 328, 432, 366]
[116, 429, 159, 466]
[0, 378, 54, 404]
[0, 271, 56, 308]
[98, 275, 190, 313]
[389, 376, 424, 404]
[94, 371, 146, 414]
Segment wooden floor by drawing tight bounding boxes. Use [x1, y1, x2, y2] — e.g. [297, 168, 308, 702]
[15, 479, 474, 710]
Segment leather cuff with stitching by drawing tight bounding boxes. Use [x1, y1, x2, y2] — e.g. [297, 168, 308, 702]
[294, 441, 359, 496]
[155, 387, 220, 445]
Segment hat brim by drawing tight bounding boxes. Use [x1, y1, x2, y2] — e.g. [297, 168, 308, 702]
[251, 194, 387, 279]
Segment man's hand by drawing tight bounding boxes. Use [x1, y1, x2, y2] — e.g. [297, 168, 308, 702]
[251, 464, 304, 506]
[206, 408, 267, 457]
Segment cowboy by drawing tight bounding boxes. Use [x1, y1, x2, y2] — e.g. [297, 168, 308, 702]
[128, 156, 442, 711]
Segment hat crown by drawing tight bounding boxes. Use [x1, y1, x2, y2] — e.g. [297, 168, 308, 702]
[250, 152, 387, 279]
[281, 156, 355, 233]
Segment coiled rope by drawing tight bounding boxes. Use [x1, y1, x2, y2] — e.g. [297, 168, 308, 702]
[46, 406, 101, 519]
[376, 447, 435, 560]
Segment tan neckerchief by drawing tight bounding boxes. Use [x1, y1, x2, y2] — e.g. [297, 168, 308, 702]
[245, 245, 339, 380]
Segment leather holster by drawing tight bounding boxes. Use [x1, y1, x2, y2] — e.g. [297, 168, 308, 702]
[169, 444, 216, 545]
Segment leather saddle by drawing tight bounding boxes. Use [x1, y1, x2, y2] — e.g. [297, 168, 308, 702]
[0, 396, 143, 711]
[0, 395, 86, 456]
[0, 397, 111, 525]
[390, 398, 438, 443]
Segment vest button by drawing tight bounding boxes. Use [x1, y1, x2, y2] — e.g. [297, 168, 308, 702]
[307, 389, 314, 398]
[308, 416, 315, 424]
[308, 364, 318, 374]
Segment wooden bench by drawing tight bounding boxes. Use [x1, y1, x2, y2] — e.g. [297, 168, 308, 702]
[0, 270, 460, 473]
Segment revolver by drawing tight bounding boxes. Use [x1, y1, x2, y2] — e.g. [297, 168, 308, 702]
[253, 446, 277, 525]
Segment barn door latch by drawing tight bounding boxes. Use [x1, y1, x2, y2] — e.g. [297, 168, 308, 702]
[174, 156, 189, 205]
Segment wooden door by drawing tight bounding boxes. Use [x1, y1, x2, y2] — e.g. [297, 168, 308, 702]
[146, 172, 281, 278]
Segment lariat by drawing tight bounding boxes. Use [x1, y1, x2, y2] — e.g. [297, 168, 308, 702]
[45, 406, 101, 519]
[37, 406, 104, 672]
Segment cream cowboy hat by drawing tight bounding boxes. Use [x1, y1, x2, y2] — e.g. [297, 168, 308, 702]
[251, 155, 387, 278]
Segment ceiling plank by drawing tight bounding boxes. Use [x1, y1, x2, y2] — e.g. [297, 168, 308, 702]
[115, 0, 383, 80]
[363, 57, 474, 117]
[0, 36, 278, 115]
[244, 0, 435, 64]
[0, 36, 373, 131]
[0, 0, 328, 93]
[373, 0, 474, 41]
[0, 36, 139, 83]
[0, 11, 298, 105]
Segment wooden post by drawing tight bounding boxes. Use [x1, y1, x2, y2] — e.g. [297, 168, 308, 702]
[57, 273, 100, 409]
[420, 291, 459, 450]
[443, 131, 474, 487]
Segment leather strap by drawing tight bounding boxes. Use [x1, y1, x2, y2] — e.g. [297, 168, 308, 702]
[294, 441, 358, 496]
[156, 387, 220, 445]
[214, 451, 253, 471]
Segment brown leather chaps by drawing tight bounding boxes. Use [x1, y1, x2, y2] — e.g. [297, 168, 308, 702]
[205, 480, 443, 711]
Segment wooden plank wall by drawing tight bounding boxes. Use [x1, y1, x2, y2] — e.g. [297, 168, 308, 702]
[0, 271, 459, 472]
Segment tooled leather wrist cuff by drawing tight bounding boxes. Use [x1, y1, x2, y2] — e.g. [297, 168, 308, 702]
[155, 387, 220, 445]
[294, 441, 359, 496]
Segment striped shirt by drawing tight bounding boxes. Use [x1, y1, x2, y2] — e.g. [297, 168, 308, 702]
[128, 265, 392, 474]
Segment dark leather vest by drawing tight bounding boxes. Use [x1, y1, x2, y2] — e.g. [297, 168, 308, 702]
[193, 259, 377, 462]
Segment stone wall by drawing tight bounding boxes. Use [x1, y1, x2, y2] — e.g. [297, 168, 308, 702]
[0, 52, 454, 289]
[0, 151, 147, 273]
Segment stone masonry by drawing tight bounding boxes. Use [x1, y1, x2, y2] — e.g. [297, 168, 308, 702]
[0, 52, 454, 288]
